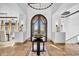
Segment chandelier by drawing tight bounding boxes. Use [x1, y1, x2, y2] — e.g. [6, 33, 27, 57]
[28, 3, 53, 10]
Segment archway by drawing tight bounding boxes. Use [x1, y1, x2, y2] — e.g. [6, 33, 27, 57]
[31, 14, 47, 42]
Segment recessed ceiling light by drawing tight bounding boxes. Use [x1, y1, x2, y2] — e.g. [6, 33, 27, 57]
[61, 11, 70, 15]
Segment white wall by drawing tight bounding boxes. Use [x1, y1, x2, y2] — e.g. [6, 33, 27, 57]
[51, 4, 79, 42]
[0, 4, 19, 17]
[52, 3, 76, 32]
[0, 3, 27, 42]
[0, 4, 27, 31]
[1, 3, 79, 43]
[63, 12, 79, 40]
[62, 4, 79, 40]
[26, 5, 52, 39]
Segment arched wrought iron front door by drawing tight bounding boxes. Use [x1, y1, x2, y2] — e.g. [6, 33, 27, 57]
[31, 14, 47, 42]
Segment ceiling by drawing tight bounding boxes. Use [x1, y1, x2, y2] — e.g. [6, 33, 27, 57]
[17, 3, 63, 14]
[0, 3, 77, 16]
[17, 3, 77, 16]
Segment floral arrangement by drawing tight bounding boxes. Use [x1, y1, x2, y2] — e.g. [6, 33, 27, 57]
[34, 33, 43, 38]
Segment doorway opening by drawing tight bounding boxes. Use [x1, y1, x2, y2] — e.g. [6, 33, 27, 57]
[31, 14, 47, 42]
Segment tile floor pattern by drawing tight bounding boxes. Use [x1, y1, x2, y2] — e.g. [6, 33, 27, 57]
[0, 41, 79, 56]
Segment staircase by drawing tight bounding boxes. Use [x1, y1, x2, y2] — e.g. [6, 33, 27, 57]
[66, 34, 79, 44]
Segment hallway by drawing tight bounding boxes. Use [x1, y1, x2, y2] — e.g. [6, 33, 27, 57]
[0, 41, 79, 56]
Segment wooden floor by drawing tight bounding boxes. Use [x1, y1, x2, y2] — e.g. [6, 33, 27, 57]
[0, 41, 79, 56]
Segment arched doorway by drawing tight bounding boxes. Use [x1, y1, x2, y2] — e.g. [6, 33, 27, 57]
[31, 14, 47, 42]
